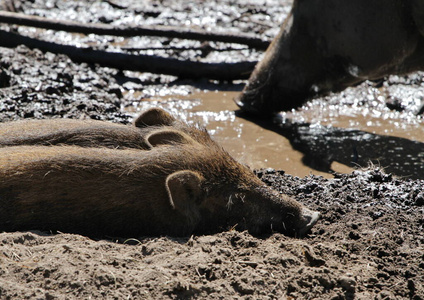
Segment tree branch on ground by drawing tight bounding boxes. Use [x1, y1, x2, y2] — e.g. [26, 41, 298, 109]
[0, 11, 271, 50]
[0, 29, 257, 80]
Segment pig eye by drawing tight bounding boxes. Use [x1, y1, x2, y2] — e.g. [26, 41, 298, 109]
[188, 188, 203, 204]
[236, 186, 249, 193]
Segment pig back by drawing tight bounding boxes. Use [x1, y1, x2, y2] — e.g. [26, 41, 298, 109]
[0, 108, 216, 150]
[0, 118, 150, 149]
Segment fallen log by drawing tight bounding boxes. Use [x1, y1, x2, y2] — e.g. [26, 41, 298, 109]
[0, 29, 257, 80]
[0, 11, 270, 50]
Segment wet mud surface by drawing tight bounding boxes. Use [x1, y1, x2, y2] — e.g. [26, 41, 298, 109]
[0, 169, 423, 299]
[0, 0, 423, 299]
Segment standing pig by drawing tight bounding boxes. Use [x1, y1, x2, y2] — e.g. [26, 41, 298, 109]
[0, 107, 210, 149]
[0, 129, 319, 237]
[236, 0, 424, 114]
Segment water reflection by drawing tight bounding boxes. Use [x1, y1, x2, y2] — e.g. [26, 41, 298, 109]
[121, 69, 424, 180]
[238, 113, 424, 180]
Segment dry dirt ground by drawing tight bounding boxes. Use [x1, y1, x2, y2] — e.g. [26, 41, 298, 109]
[0, 0, 423, 299]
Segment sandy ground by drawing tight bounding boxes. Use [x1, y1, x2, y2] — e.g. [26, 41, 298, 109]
[0, 169, 422, 299]
[0, 0, 423, 299]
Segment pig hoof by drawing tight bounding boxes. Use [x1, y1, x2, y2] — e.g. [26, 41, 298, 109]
[298, 209, 320, 237]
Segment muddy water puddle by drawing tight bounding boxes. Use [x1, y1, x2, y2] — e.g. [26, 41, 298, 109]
[124, 89, 356, 178]
[124, 83, 424, 179]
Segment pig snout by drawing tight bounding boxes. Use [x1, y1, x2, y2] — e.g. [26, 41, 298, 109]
[298, 207, 320, 237]
[268, 198, 320, 237]
[237, 0, 424, 115]
[254, 187, 320, 237]
[220, 184, 320, 237]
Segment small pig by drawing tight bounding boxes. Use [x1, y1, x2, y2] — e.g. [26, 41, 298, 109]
[0, 129, 319, 237]
[0, 108, 210, 149]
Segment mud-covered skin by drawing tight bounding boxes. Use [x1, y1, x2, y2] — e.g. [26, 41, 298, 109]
[0, 127, 318, 238]
[236, 0, 424, 114]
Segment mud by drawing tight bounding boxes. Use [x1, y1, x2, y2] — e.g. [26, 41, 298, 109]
[0, 169, 422, 299]
[0, 0, 423, 299]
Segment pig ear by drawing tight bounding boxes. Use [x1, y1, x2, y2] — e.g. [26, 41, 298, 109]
[133, 108, 176, 128]
[165, 170, 204, 212]
[146, 129, 195, 147]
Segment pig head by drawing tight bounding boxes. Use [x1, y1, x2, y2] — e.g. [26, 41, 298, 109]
[236, 0, 424, 114]
[0, 126, 319, 238]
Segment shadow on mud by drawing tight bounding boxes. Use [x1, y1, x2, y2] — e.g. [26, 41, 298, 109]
[237, 112, 424, 180]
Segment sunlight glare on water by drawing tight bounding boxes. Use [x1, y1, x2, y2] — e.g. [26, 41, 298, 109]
[126, 89, 354, 178]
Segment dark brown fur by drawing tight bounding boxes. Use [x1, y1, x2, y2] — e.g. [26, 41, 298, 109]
[236, 0, 424, 114]
[0, 129, 319, 237]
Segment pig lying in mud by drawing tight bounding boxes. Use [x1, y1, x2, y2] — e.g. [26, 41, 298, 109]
[236, 0, 424, 114]
[0, 108, 206, 149]
[0, 112, 319, 238]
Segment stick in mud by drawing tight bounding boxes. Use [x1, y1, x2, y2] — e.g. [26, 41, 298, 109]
[0, 11, 270, 50]
[0, 29, 256, 80]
